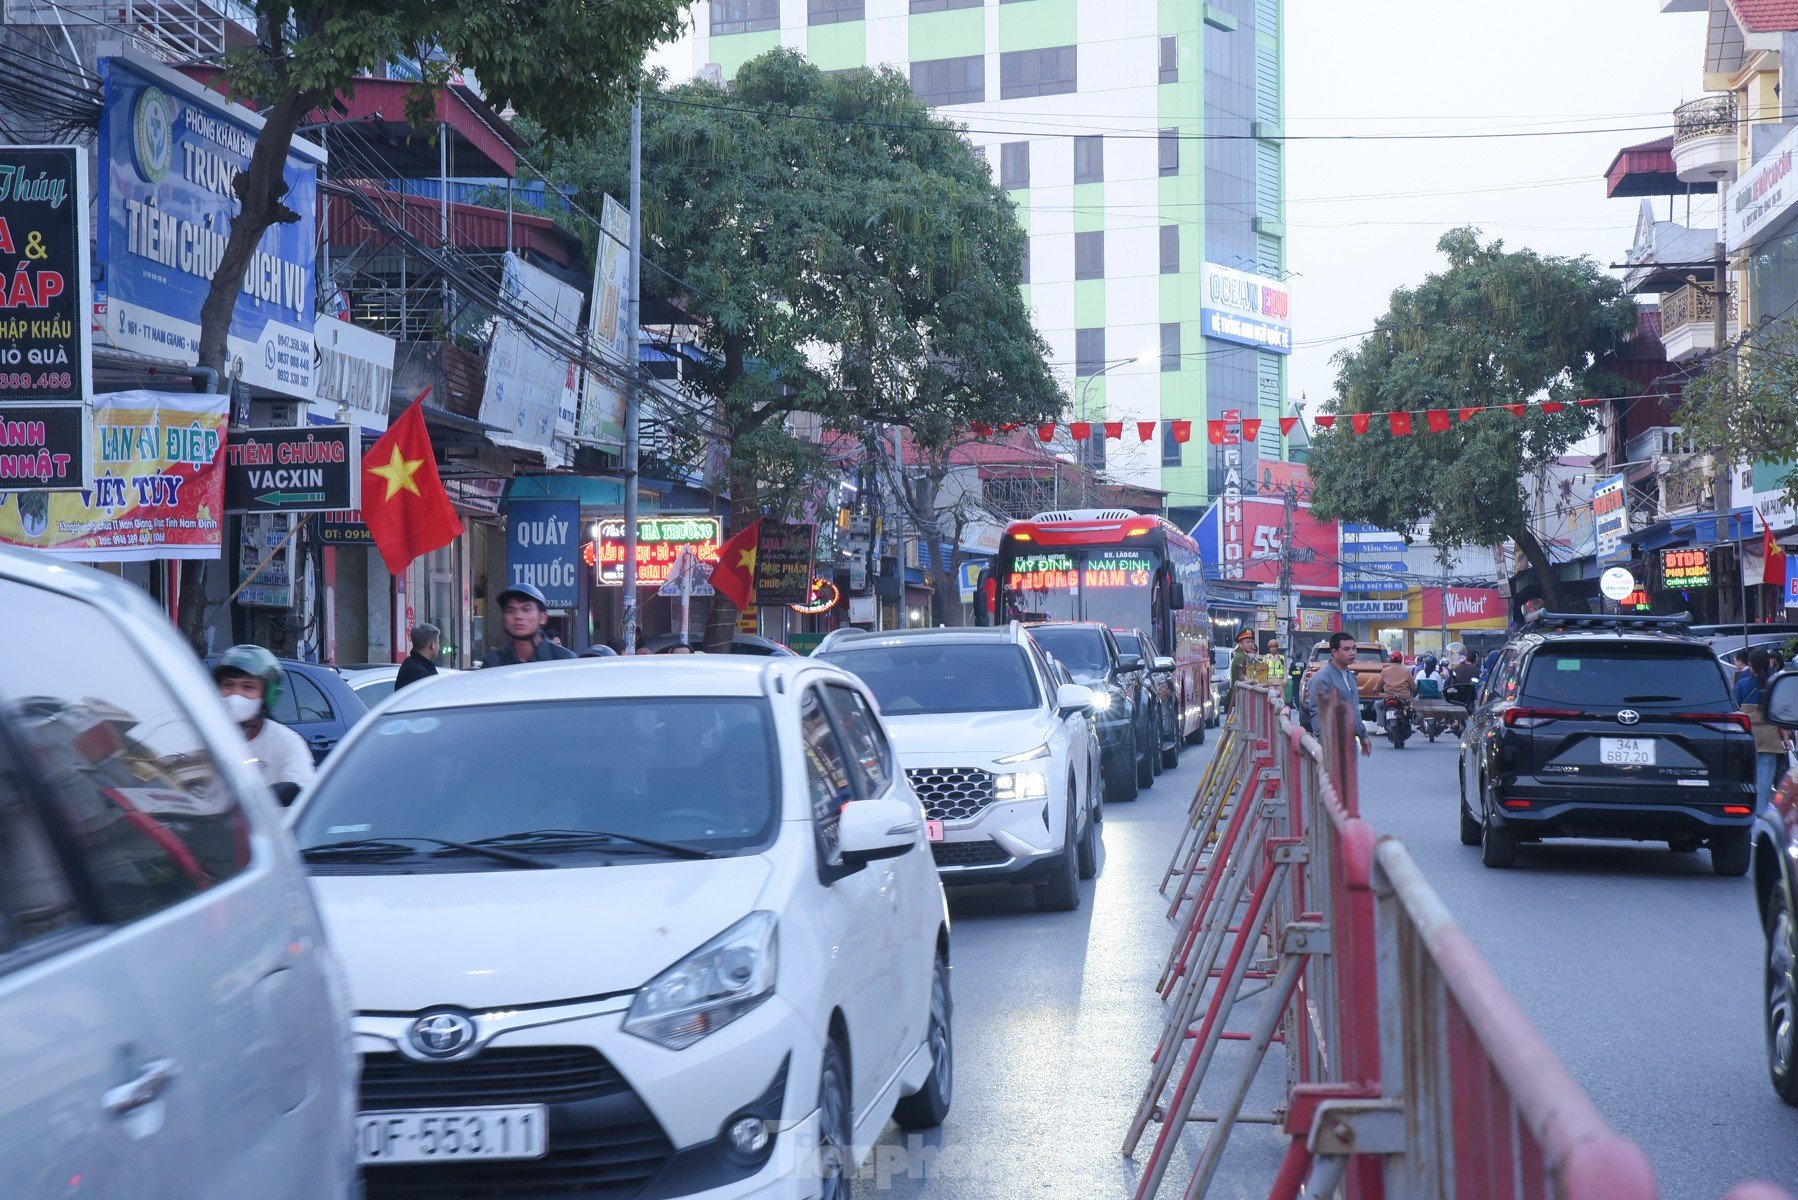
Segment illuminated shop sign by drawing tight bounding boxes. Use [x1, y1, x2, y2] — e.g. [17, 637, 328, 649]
[1660, 547, 1712, 589]
[1008, 549, 1154, 592]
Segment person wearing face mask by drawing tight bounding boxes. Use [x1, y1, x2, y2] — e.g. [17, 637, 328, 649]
[210, 644, 314, 803]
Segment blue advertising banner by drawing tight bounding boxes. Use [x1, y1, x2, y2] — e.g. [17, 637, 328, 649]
[506, 500, 580, 610]
[1786, 554, 1798, 609]
[95, 55, 322, 398]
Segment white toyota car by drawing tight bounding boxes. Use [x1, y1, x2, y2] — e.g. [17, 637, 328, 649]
[290, 656, 951, 1200]
[816, 624, 1101, 912]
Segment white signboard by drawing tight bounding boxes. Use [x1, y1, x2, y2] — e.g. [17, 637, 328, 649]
[1727, 123, 1798, 252]
[1600, 566, 1637, 602]
[578, 195, 631, 447]
[480, 253, 581, 466]
[1342, 598, 1407, 619]
[310, 315, 395, 432]
[1199, 262, 1292, 354]
[1592, 473, 1631, 567]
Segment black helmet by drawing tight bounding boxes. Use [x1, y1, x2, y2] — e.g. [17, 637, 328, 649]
[1422, 654, 1438, 671]
[495, 581, 548, 610]
[580, 645, 619, 658]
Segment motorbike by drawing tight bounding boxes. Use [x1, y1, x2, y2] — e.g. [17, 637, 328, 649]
[1441, 682, 1477, 738]
[1382, 696, 1414, 749]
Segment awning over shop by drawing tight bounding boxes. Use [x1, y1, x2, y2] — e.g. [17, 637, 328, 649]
[1625, 507, 1757, 551]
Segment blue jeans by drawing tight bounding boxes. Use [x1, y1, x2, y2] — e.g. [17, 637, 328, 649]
[1756, 752, 1783, 814]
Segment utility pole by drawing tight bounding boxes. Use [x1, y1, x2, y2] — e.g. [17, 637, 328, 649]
[892, 426, 909, 629]
[621, 95, 642, 653]
[1440, 558, 1449, 651]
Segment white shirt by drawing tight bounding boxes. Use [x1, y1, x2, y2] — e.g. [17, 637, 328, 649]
[244, 719, 316, 788]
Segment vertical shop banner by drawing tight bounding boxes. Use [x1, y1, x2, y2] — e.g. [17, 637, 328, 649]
[577, 196, 631, 446]
[312, 315, 395, 432]
[0, 145, 91, 406]
[1216, 495, 1338, 591]
[481, 253, 582, 466]
[96, 56, 321, 397]
[1786, 555, 1798, 609]
[0, 389, 225, 559]
[1592, 473, 1630, 566]
[755, 521, 816, 605]
[506, 500, 580, 610]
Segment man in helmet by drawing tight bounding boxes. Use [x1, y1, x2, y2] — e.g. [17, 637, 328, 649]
[483, 582, 578, 668]
[211, 645, 314, 802]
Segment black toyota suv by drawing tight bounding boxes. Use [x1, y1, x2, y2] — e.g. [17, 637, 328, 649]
[1028, 622, 1156, 804]
[1456, 612, 1755, 875]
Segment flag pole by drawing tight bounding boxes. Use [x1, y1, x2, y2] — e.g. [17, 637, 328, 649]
[621, 92, 643, 653]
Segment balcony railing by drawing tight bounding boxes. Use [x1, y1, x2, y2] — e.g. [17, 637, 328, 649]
[1674, 94, 1737, 143]
[1659, 282, 1716, 330]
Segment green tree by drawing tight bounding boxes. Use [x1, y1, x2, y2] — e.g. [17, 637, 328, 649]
[1307, 229, 1634, 608]
[522, 51, 1060, 646]
[1676, 316, 1798, 506]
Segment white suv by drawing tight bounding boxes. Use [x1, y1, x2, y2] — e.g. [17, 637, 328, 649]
[816, 625, 1101, 912]
[291, 656, 951, 1200]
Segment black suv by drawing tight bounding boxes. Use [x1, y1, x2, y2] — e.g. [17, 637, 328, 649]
[1456, 612, 1755, 875]
[1029, 622, 1155, 803]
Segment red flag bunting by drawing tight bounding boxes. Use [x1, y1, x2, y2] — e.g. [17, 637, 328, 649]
[1314, 415, 1336, 430]
[1576, 397, 1603, 408]
[1426, 409, 1451, 433]
[1505, 404, 1527, 417]
[1458, 407, 1480, 423]
[970, 421, 994, 437]
[1539, 402, 1565, 415]
[361, 395, 465, 575]
[1279, 416, 1299, 436]
[1037, 423, 1056, 442]
[998, 422, 1020, 433]
[1388, 411, 1414, 436]
[1104, 421, 1123, 440]
[1171, 420, 1192, 443]
[1069, 421, 1091, 440]
[1766, 511, 1788, 587]
[1241, 418, 1262, 442]
[1350, 413, 1371, 435]
[1207, 421, 1228, 445]
[709, 519, 761, 610]
[1137, 421, 1157, 443]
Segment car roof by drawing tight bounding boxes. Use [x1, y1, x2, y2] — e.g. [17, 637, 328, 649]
[380, 655, 836, 713]
[818, 627, 1026, 652]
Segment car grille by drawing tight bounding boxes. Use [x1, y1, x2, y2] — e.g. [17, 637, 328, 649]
[907, 766, 998, 822]
[931, 840, 1012, 868]
[360, 1047, 674, 1199]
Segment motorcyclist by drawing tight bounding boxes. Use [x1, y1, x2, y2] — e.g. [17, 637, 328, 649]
[1377, 650, 1416, 731]
[211, 644, 313, 805]
[482, 582, 578, 668]
[1413, 653, 1446, 701]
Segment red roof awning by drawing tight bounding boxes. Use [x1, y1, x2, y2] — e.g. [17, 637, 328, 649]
[1605, 136, 1716, 199]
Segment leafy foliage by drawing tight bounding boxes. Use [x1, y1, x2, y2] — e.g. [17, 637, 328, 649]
[1307, 229, 1634, 602]
[1677, 317, 1798, 504]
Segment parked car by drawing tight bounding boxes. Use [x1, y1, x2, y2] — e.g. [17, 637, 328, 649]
[202, 655, 367, 762]
[291, 655, 951, 1199]
[1456, 612, 1755, 873]
[1027, 622, 1155, 803]
[340, 663, 462, 708]
[0, 547, 356, 1199]
[1113, 628, 1183, 772]
[817, 624, 1102, 911]
[1752, 670, 1798, 1104]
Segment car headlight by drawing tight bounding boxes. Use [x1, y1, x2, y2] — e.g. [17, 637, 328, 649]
[996, 743, 1051, 765]
[1090, 689, 1114, 712]
[624, 912, 777, 1050]
[995, 771, 1049, 801]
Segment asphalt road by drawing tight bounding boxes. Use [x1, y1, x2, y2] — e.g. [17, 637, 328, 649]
[864, 726, 1798, 1199]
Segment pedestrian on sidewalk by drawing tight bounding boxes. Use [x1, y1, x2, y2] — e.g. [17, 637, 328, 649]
[482, 583, 578, 668]
[1301, 632, 1372, 757]
[1738, 647, 1787, 811]
[395, 623, 441, 691]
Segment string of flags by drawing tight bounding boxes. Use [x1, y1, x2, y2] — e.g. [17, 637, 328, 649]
[967, 395, 1608, 444]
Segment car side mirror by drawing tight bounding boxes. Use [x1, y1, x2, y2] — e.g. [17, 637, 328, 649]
[837, 795, 920, 867]
[1115, 654, 1145, 675]
[1169, 583, 1187, 611]
[1765, 673, 1798, 728]
[1152, 656, 1176, 673]
[1056, 683, 1095, 717]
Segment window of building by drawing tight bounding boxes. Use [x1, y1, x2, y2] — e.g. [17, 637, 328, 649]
[1000, 46, 1077, 100]
[911, 0, 980, 10]
[1074, 231, 1105, 280]
[809, 0, 864, 21]
[1073, 135, 1104, 185]
[1159, 127, 1180, 176]
[1161, 420, 1182, 466]
[1161, 323, 1181, 372]
[910, 55, 985, 106]
[1079, 433, 1107, 471]
[1160, 35, 1179, 83]
[1075, 327, 1106, 376]
[1020, 243, 1030, 285]
[1000, 141, 1030, 189]
[710, 0, 780, 35]
[1160, 225, 1180, 274]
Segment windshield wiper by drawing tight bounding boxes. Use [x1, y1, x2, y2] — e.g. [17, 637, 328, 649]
[299, 836, 551, 869]
[470, 828, 718, 861]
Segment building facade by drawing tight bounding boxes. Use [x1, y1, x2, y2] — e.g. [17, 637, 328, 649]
[691, 0, 1289, 530]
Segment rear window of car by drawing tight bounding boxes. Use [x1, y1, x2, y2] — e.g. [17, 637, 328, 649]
[1029, 627, 1111, 679]
[1114, 631, 1142, 656]
[819, 644, 1039, 716]
[1519, 644, 1732, 708]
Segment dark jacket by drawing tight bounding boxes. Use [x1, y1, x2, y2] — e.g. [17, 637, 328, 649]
[394, 651, 438, 691]
[482, 636, 578, 668]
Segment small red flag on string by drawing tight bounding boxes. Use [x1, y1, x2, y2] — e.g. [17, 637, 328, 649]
[1505, 404, 1527, 417]
[1104, 421, 1123, 440]
[1279, 416, 1299, 436]
[1388, 411, 1414, 436]
[1314, 415, 1336, 430]
[1037, 423, 1056, 442]
[970, 421, 993, 437]
[1539, 402, 1565, 415]
[1070, 421, 1091, 440]
[1241, 418, 1262, 442]
[1458, 407, 1480, 423]
[1350, 413, 1371, 435]
[1171, 420, 1192, 443]
[998, 422, 1020, 432]
[1576, 397, 1603, 408]
[1426, 409, 1451, 433]
[1137, 421, 1157, 442]
[1207, 420, 1226, 445]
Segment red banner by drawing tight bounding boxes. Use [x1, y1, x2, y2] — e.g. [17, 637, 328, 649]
[1219, 495, 1339, 591]
[1417, 587, 1505, 628]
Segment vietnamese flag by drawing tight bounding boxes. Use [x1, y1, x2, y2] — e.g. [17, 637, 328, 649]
[1764, 512, 1787, 587]
[710, 519, 761, 610]
[1458, 407, 1480, 423]
[1171, 420, 1192, 443]
[1241, 418, 1262, 442]
[1206, 420, 1226, 445]
[1313, 414, 1335, 430]
[1279, 416, 1299, 437]
[1426, 409, 1451, 433]
[1138, 421, 1157, 442]
[362, 395, 464, 575]
[1387, 411, 1413, 436]
[1350, 413, 1371, 435]
[1037, 423, 1057, 442]
[1505, 403, 1527, 417]
[1104, 421, 1123, 440]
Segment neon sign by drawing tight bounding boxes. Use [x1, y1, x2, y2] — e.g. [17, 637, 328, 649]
[790, 579, 840, 615]
[585, 515, 721, 586]
[1008, 549, 1154, 592]
[1660, 547, 1712, 589]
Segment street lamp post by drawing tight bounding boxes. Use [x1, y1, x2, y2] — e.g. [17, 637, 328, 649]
[1068, 354, 1145, 506]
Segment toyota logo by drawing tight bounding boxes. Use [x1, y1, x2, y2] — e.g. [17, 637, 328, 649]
[407, 1011, 476, 1059]
[1616, 709, 1640, 726]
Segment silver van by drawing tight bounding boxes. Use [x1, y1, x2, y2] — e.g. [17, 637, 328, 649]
[0, 547, 355, 1199]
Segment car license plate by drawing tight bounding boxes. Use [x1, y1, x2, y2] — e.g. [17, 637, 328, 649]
[925, 819, 944, 843]
[357, 1105, 548, 1164]
[1599, 737, 1655, 767]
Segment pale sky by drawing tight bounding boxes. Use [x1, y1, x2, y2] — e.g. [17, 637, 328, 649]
[650, 2, 1716, 412]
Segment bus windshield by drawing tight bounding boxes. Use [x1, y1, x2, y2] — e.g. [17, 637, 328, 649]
[1003, 547, 1157, 629]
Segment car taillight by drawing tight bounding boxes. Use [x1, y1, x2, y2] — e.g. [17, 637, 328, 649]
[1680, 712, 1752, 733]
[1502, 707, 1580, 729]
[1724, 805, 1753, 815]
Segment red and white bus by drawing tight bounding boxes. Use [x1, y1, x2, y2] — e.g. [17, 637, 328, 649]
[980, 509, 1214, 740]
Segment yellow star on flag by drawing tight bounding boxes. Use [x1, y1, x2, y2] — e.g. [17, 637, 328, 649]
[370, 445, 424, 501]
[738, 546, 758, 572]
